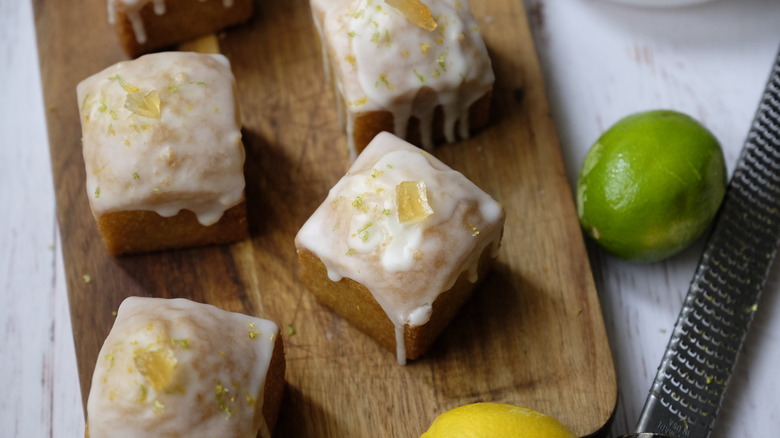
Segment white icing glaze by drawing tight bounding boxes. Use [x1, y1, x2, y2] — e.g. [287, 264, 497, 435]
[295, 132, 504, 364]
[86, 297, 279, 438]
[77, 52, 245, 226]
[312, 0, 494, 155]
[107, 0, 237, 44]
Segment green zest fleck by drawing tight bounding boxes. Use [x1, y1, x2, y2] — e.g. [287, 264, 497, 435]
[132, 172, 140, 180]
[94, 187, 101, 198]
[80, 93, 91, 112]
[352, 195, 363, 209]
[382, 208, 391, 216]
[346, 248, 356, 256]
[108, 74, 140, 93]
[137, 385, 148, 403]
[375, 74, 391, 88]
[167, 81, 205, 92]
[437, 53, 448, 71]
[287, 324, 297, 335]
[83, 274, 92, 284]
[153, 400, 165, 415]
[357, 223, 372, 243]
[371, 168, 384, 178]
[413, 69, 425, 83]
[170, 338, 190, 349]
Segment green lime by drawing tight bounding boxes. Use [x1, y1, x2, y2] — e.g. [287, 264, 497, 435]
[576, 110, 727, 262]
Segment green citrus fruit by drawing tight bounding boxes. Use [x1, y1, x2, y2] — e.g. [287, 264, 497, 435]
[420, 403, 576, 438]
[576, 110, 727, 262]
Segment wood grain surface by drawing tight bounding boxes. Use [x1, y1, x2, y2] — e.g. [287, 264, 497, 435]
[33, 0, 617, 436]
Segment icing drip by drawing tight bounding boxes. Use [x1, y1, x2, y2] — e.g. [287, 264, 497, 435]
[315, 0, 494, 155]
[77, 52, 245, 226]
[295, 133, 504, 364]
[108, 0, 237, 44]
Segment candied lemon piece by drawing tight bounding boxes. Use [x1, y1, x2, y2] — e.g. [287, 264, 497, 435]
[134, 346, 177, 392]
[397, 180, 434, 223]
[386, 0, 438, 31]
[125, 90, 161, 118]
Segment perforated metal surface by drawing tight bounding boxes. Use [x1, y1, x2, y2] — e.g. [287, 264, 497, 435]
[631, 48, 780, 438]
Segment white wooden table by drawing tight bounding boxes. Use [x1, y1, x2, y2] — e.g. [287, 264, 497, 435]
[2, 0, 779, 436]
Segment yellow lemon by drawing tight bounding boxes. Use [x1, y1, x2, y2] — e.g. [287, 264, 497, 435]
[420, 402, 576, 438]
[576, 110, 727, 262]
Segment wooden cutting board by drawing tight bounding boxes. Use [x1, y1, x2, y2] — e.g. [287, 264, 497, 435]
[33, 0, 617, 436]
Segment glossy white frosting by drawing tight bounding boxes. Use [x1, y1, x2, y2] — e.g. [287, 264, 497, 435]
[295, 132, 504, 364]
[108, 0, 236, 44]
[312, 0, 494, 155]
[86, 297, 279, 438]
[77, 52, 245, 226]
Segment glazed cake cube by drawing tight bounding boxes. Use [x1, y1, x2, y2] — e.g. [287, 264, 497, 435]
[77, 52, 248, 255]
[108, 0, 253, 57]
[86, 297, 285, 438]
[295, 132, 505, 364]
[311, 0, 494, 158]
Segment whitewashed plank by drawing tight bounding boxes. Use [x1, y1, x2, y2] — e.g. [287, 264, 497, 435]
[524, 0, 780, 436]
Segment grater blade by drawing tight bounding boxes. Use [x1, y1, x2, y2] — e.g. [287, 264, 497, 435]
[621, 46, 780, 438]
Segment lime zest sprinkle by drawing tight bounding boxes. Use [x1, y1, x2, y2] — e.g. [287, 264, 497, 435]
[357, 222, 373, 242]
[437, 53, 448, 71]
[170, 338, 190, 349]
[375, 74, 391, 89]
[83, 274, 92, 283]
[108, 74, 140, 93]
[137, 385, 148, 403]
[167, 81, 205, 92]
[413, 69, 425, 83]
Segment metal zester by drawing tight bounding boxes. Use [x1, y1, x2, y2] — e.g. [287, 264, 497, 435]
[620, 46, 780, 438]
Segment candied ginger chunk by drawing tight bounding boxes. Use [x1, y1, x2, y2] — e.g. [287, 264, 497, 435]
[125, 90, 161, 119]
[134, 346, 177, 392]
[396, 180, 434, 223]
[386, 0, 438, 31]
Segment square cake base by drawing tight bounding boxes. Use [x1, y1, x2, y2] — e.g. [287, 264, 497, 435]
[114, 0, 253, 57]
[297, 247, 495, 361]
[96, 201, 248, 255]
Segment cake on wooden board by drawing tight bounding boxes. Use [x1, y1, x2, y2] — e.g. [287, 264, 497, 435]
[310, 0, 494, 158]
[85, 297, 285, 438]
[107, 0, 253, 57]
[295, 132, 505, 364]
[76, 51, 248, 255]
